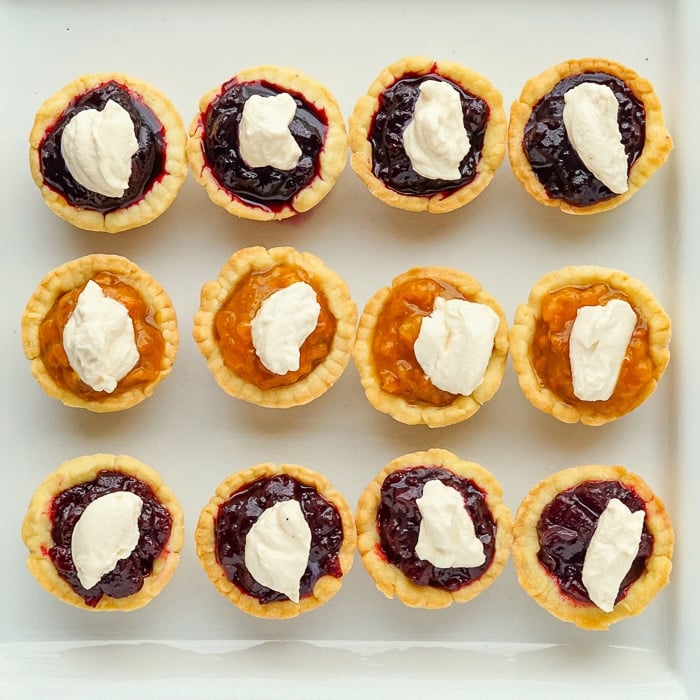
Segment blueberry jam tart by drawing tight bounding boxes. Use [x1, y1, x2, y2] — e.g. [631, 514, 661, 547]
[349, 56, 506, 213]
[22, 454, 184, 611]
[187, 65, 348, 221]
[512, 465, 673, 630]
[508, 58, 673, 214]
[195, 463, 356, 619]
[355, 449, 512, 609]
[29, 73, 187, 232]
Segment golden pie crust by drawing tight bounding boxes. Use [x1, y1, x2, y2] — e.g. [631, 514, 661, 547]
[508, 57, 673, 214]
[355, 449, 513, 609]
[187, 65, 348, 221]
[195, 462, 356, 619]
[21, 253, 179, 412]
[349, 56, 506, 213]
[353, 266, 508, 427]
[512, 464, 673, 630]
[29, 72, 188, 233]
[193, 245, 357, 408]
[509, 265, 671, 425]
[21, 453, 184, 612]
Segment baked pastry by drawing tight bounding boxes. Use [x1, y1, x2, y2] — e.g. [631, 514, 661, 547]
[353, 266, 508, 427]
[22, 453, 184, 612]
[508, 57, 673, 214]
[509, 265, 671, 425]
[29, 72, 188, 232]
[195, 462, 356, 619]
[349, 56, 506, 213]
[355, 449, 512, 609]
[21, 253, 178, 412]
[512, 464, 673, 630]
[193, 245, 357, 408]
[187, 65, 347, 221]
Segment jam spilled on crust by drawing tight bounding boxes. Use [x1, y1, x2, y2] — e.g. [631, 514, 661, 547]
[49, 470, 172, 607]
[523, 71, 645, 206]
[203, 79, 328, 212]
[377, 466, 496, 590]
[215, 474, 344, 604]
[536, 480, 653, 606]
[370, 72, 489, 196]
[39, 81, 167, 212]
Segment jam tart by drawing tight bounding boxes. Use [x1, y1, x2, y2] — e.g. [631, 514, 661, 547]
[349, 56, 506, 213]
[29, 72, 188, 232]
[508, 57, 673, 214]
[21, 453, 184, 612]
[21, 253, 178, 413]
[195, 462, 356, 619]
[187, 65, 348, 221]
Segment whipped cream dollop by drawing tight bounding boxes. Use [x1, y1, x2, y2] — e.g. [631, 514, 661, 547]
[403, 79, 470, 180]
[415, 479, 485, 569]
[244, 499, 311, 603]
[569, 299, 636, 402]
[563, 82, 629, 194]
[238, 92, 302, 170]
[414, 296, 499, 396]
[582, 498, 645, 612]
[62, 280, 139, 393]
[71, 490, 144, 590]
[60, 99, 139, 198]
[250, 282, 320, 375]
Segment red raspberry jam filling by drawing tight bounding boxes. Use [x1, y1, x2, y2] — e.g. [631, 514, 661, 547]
[215, 474, 344, 604]
[536, 480, 653, 606]
[49, 470, 172, 607]
[377, 466, 496, 590]
[522, 71, 645, 206]
[39, 81, 167, 212]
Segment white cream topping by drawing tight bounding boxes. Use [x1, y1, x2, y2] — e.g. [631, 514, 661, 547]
[250, 282, 320, 375]
[414, 296, 499, 396]
[244, 499, 311, 603]
[563, 82, 629, 194]
[60, 99, 139, 198]
[71, 491, 144, 590]
[402, 79, 470, 180]
[415, 479, 485, 569]
[62, 280, 139, 393]
[569, 299, 637, 402]
[582, 498, 645, 613]
[238, 92, 302, 170]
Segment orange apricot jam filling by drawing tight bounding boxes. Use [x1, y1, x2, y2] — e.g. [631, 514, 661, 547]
[38, 272, 165, 401]
[533, 283, 653, 416]
[214, 264, 336, 390]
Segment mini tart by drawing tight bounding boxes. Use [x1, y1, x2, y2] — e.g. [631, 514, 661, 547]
[512, 465, 673, 630]
[193, 246, 357, 408]
[21, 453, 184, 612]
[29, 72, 188, 233]
[353, 266, 508, 427]
[187, 65, 347, 221]
[21, 253, 178, 412]
[349, 56, 506, 213]
[508, 57, 673, 214]
[355, 449, 512, 609]
[195, 462, 356, 619]
[510, 265, 671, 425]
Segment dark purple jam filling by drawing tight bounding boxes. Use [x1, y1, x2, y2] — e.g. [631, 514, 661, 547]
[377, 466, 496, 590]
[49, 470, 172, 607]
[522, 71, 646, 206]
[215, 474, 344, 604]
[369, 73, 489, 196]
[202, 79, 327, 211]
[39, 81, 167, 212]
[537, 480, 653, 606]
